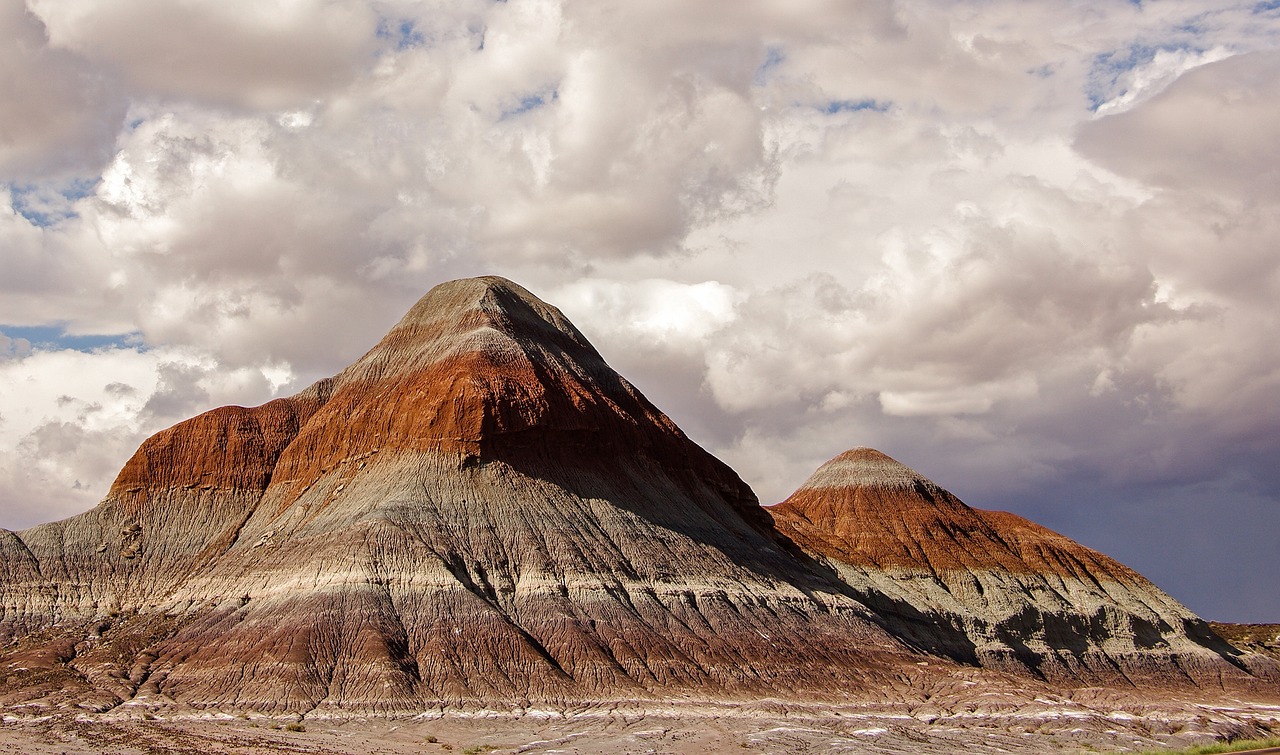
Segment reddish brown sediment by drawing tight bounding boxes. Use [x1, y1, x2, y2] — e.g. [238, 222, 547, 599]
[770, 448, 1276, 687]
[771, 448, 1145, 582]
[0, 278, 910, 713]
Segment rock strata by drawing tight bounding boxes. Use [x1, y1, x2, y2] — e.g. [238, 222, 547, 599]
[0, 278, 917, 713]
[769, 448, 1275, 688]
[0, 278, 1274, 718]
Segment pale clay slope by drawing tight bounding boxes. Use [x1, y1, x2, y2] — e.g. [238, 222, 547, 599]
[147, 452, 912, 712]
[797, 450, 928, 490]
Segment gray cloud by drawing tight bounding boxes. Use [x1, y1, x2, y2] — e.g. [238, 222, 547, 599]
[27, 0, 380, 110]
[0, 1, 125, 180]
[0, 333, 32, 360]
[1078, 50, 1280, 199]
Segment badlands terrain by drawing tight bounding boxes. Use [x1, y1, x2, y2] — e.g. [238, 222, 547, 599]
[1, 276, 1277, 753]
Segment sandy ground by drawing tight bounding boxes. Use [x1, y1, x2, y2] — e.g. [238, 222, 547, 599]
[3, 700, 1279, 755]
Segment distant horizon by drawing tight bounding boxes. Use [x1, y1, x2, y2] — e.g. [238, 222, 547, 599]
[2, 1, 1279, 623]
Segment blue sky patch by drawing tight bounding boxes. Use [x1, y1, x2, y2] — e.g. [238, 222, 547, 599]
[376, 18, 426, 51]
[500, 89, 558, 120]
[1086, 42, 1198, 111]
[820, 99, 890, 115]
[0, 325, 144, 354]
[1254, 0, 1280, 13]
[7, 178, 98, 228]
[754, 47, 785, 86]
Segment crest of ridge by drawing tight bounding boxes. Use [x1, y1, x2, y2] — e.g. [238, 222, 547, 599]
[797, 447, 934, 491]
[333, 276, 602, 386]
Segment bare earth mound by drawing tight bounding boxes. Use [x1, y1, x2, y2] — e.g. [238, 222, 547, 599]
[2, 278, 922, 713]
[1213, 624, 1280, 665]
[769, 448, 1278, 688]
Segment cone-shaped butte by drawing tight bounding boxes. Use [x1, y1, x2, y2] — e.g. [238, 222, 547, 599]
[769, 448, 1269, 687]
[0, 278, 919, 714]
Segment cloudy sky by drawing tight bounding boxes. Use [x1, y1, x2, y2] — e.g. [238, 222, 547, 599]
[2, 0, 1279, 621]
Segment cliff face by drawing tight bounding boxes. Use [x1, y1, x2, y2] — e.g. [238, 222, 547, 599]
[769, 448, 1272, 687]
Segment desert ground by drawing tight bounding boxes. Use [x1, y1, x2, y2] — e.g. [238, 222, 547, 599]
[3, 697, 1279, 755]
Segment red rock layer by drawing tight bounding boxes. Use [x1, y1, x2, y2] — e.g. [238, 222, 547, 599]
[0, 277, 908, 713]
[772, 448, 1144, 583]
[110, 391, 330, 498]
[770, 448, 1274, 687]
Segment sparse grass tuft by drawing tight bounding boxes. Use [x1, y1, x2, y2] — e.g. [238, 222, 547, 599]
[1131, 736, 1280, 755]
[284, 722, 306, 732]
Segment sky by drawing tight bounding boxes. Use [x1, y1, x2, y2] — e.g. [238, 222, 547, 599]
[2, 0, 1279, 622]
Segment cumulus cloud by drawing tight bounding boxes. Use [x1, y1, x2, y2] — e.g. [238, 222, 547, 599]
[0, 343, 291, 528]
[1, 0, 1278, 620]
[26, 0, 379, 110]
[1073, 51, 1280, 490]
[0, 1, 125, 180]
[1078, 51, 1280, 200]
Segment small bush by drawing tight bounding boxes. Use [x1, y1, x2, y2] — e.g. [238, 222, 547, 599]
[284, 722, 306, 732]
[424, 735, 439, 743]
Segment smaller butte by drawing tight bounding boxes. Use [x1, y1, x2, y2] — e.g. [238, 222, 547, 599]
[769, 448, 1264, 687]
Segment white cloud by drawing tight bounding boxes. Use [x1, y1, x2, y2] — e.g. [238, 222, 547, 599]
[879, 374, 1039, 418]
[0, 1, 125, 180]
[1092, 46, 1234, 116]
[26, 0, 379, 109]
[0, 344, 291, 528]
[553, 278, 740, 347]
[1, 0, 1279, 618]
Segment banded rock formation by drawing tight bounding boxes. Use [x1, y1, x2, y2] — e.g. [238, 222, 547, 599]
[0, 277, 924, 714]
[0, 277, 1273, 718]
[769, 448, 1273, 687]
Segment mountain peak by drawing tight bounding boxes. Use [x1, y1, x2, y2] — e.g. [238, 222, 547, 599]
[391, 276, 588, 347]
[0, 278, 915, 711]
[770, 446, 1249, 685]
[797, 447, 934, 492]
[3, 279, 1270, 715]
[249, 275, 700, 494]
[334, 276, 598, 387]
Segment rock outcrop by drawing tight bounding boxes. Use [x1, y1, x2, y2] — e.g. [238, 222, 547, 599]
[769, 448, 1273, 687]
[1212, 623, 1280, 665]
